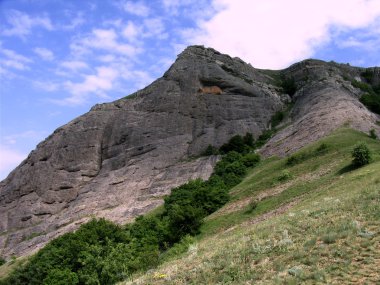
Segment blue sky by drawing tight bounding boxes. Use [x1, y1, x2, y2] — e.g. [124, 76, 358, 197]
[1, 0, 380, 179]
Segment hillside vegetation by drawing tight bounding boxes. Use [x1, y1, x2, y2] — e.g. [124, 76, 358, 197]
[0, 134, 260, 285]
[1, 128, 379, 284]
[120, 128, 380, 284]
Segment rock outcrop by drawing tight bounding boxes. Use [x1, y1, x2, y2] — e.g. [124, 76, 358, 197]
[261, 60, 380, 156]
[0, 46, 379, 259]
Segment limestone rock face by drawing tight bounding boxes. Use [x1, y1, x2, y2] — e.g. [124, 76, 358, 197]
[0, 46, 284, 258]
[0, 46, 379, 259]
[261, 61, 380, 156]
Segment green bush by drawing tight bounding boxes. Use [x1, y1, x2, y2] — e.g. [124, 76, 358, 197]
[315, 143, 329, 154]
[271, 111, 285, 128]
[361, 70, 374, 83]
[286, 153, 307, 166]
[360, 93, 380, 115]
[0, 257, 5, 266]
[222, 151, 243, 163]
[245, 199, 258, 214]
[159, 235, 195, 262]
[255, 130, 275, 148]
[225, 161, 247, 177]
[350, 78, 380, 115]
[281, 76, 297, 96]
[352, 143, 372, 167]
[351, 80, 372, 93]
[369, 129, 377, 139]
[202, 145, 219, 156]
[286, 144, 329, 167]
[243, 133, 254, 148]
[221, 172, 243, 188]
[167, 204, 205, 241]
[277, 170, 293, 182]
[220, 135, 248, 154]
[43, 269, 79, 285]
[373, 85, 380, 94]
[242, 153, 261, 167]
[193, 183, 229, 214]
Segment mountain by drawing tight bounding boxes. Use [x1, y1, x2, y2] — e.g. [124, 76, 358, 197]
[0, 45, 379, 259]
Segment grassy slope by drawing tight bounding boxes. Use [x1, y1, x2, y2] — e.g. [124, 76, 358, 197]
[121, 128, 380, 284]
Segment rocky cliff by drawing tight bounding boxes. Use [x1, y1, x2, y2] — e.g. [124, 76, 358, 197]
[0, 46, 379, 259]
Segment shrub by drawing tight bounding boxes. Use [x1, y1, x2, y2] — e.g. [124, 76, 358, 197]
[202, 145, 219, 156]
[277, 170, 293, 182]
[352, 143, 372, 167]
[193, 183, 229, 214]
[374, 84, 380, 94]
[351, 80, 372, 93]
[281, 76, 297, 96]
[245, 199, 258, 214]
[243, 133, 254, 147]
[361, 70, 374, 83]
[360, 93, 380, 115]
[159, 235, 195, 262]
[255, 130, 274, 147]
[221, 172, 243, 188]
[220, 135, 248, 154]
[225, 161, 247, 177]
[271, 111, 285, 128]
[42, 269, 79, 285]
[213, 152, 244, 177]
[0, 257, 5, 266]
[242, 153, 261, 167]
[315, 143, 329, 154]
[369, 129, 377, 139]
[286, 153, 307, 166]
[322, 232, 338, 244]
[223, 151, 243, 163]
[166, 204, 204, 241]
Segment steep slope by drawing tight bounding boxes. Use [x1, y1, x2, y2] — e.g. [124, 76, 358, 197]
[0, 46, 285, 258]
[120, 128, 380, 284]
[261, 60, 380, 156]
[0, 46, 379, 260]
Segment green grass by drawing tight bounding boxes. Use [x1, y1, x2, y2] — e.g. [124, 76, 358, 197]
[121, 128, 380, 284]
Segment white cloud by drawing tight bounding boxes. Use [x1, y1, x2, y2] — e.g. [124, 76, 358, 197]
[98, 54, 116, 62]
[61, 60, 89, 71]
[161, 0, 198, 15]
[0, 145, 27, 180]
[3, 10, 53, 38]
[1, 59, 28, 70]
[34, 47, 54, 61]
[120, 69, 154, 89]
[3, 130, 45, 145]
[0, 46, 32, 70]
[58, 66, 119, 105]
[71, 28, 140, 56]
[123, 1, 150, 17]
[0, 66, 7, 75]
[189, 0, 380, 69]
[61, 12, 85, 30]
[33, 81, 59, 92]
[122, 21, 140, 40]
[143, 18, 167, 38]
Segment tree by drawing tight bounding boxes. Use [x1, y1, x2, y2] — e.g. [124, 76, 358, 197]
[220, 135, 246, 153]
[352, 143, 372, 167]
[43, 269, 78, 285]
